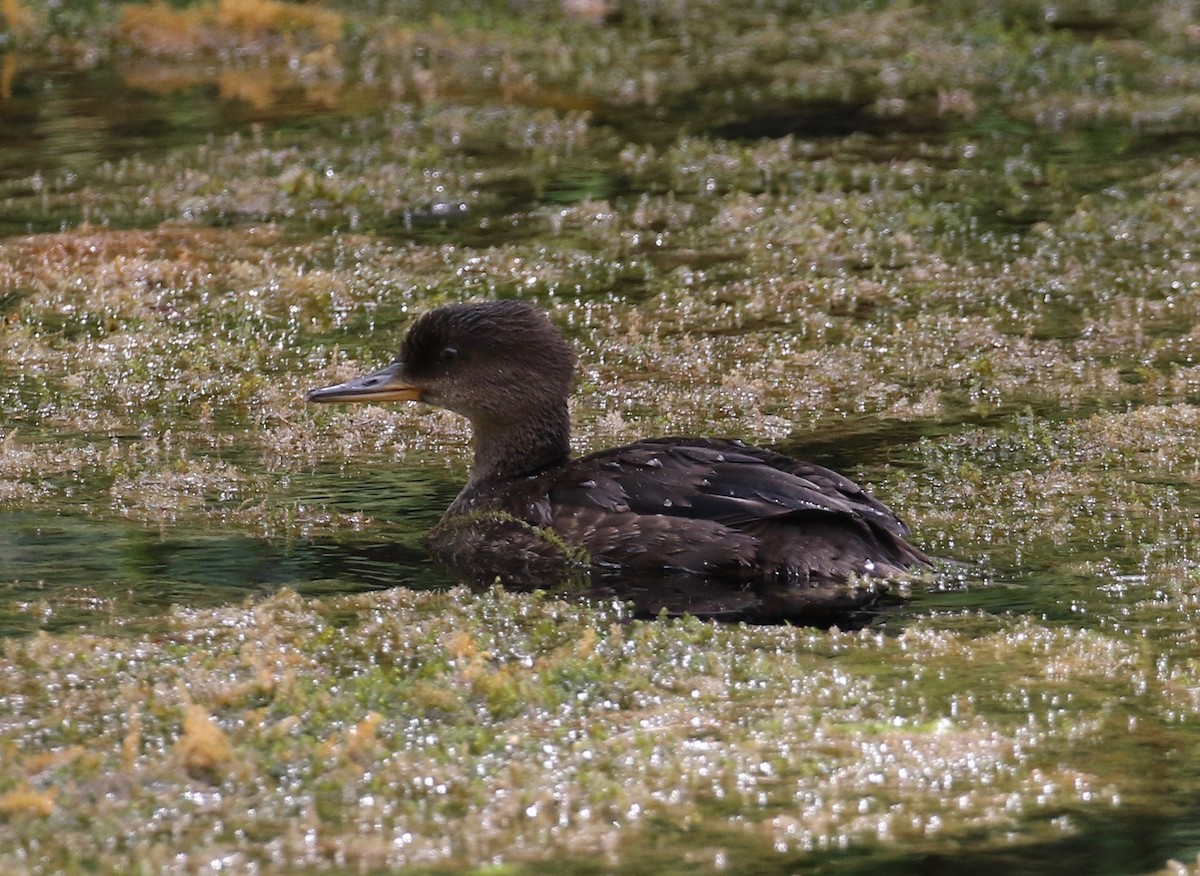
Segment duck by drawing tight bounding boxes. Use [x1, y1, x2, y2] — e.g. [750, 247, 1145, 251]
[307, 299, 930, 623]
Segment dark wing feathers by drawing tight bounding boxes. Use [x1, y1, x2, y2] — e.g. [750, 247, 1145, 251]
[552, 440, 892, 527]
[638, 437, 912, 536]
[526, 438, 926, 579]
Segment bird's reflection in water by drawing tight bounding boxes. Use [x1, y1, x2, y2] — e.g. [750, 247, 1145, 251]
[318, 538, 901, 629]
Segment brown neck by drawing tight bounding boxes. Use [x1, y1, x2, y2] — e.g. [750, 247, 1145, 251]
[467, 400, 572, 486]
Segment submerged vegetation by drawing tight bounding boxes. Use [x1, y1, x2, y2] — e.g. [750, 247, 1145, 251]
[2, 0, 1200, 872]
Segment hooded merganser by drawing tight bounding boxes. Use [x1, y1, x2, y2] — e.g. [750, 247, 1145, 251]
[307, 299, 929, 622]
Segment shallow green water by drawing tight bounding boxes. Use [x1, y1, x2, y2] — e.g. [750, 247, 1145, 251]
[3, 2, 1200, 873]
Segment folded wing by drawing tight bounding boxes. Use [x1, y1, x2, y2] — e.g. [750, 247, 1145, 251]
[532, 438, 925, 579]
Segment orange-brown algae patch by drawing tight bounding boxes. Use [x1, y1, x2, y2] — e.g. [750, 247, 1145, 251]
[174, 703, 236, 782]
[0, 784, 56, 820]
[118, 0, 343, 59]
[320, 711, 384, 765]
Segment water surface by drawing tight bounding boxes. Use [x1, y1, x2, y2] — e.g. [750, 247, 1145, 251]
[2, 3, 1200, 873]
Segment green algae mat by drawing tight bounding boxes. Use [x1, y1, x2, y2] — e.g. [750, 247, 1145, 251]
[2, 1, 1200, 873]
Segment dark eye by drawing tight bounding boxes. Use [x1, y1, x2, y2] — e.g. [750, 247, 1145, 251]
[439, 345, 459, 364]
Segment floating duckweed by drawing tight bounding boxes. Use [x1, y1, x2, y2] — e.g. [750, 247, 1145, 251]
[2, 588, 1195, 870]
[4, 1, 1200, 872]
